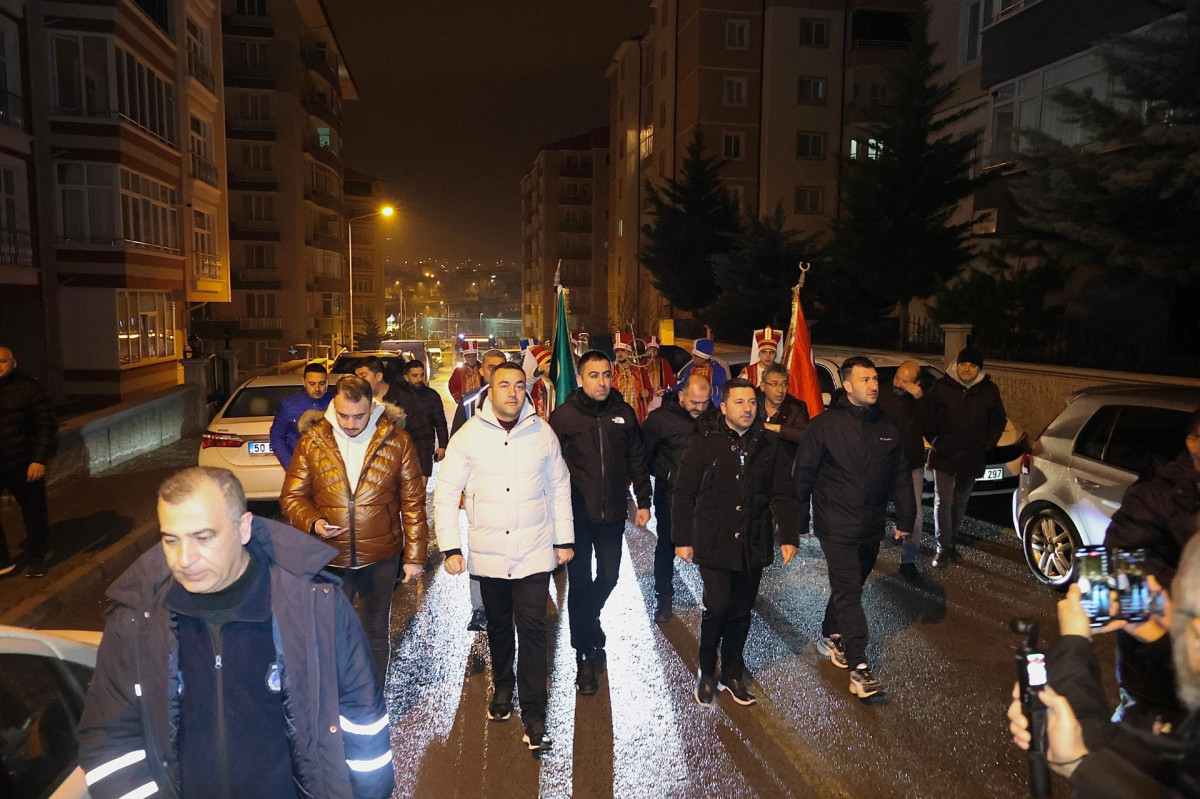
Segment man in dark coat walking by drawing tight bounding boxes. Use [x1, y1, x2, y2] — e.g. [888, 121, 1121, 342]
[549, 350, 652, 695]
[794, 356, 916, 699]
[923, 346, 1007, 567]
[402, 359, 449, 467]
[0, 345, 57, 578]
[673, 377, 799, 707]
[642, 374, 713, 623]
[875, 360, 928, 580]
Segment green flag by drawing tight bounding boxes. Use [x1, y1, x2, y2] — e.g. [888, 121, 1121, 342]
[549, 284, 576, 406]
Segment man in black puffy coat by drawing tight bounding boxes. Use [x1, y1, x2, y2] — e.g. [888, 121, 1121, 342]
[672, 378, 798, 707]
[0, 345, 57, 578]
[794, 357, 916, 700]
[549, 350, 652, 695]
[923, 346, 1007, 567]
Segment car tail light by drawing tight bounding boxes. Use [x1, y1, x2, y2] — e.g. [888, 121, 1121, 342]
[202, 431, 244, 449]
[1020, 451, 1031, 475]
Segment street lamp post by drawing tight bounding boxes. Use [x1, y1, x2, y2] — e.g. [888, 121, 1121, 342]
[346, 205, 394, 349]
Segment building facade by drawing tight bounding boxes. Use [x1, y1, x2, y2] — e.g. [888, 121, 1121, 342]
[343, 166, 388, 342]
[520, 126, 610, 338]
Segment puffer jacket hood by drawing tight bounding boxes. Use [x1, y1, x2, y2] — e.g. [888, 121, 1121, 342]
[945, 360, 988, 389]
[298, 400, 405, 435]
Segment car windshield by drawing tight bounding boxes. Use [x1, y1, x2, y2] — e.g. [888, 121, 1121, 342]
[222, 385, 299, 418]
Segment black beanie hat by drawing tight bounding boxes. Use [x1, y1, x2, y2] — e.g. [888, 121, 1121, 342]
[957, 346, 984, 368]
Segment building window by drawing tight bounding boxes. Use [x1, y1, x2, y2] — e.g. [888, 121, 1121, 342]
[850, 138, 884, 160]
[639, 125, 654, 159]
[796, 132, 825, 159]
[728, 185, 744, 208]
[798, 77, 826, 105]
[240, 144, 273, 172]
[794, 186, 824, 214]
[114, 48, 177, 145]
[189, 116, 217, 186]
[120, 169, 180, 253]
[961, 1, 993, 64]
[352, 276, 373, 293]
[243, 194, 274, 221]
[185, 16, 212, 88]
[723, 132, 745, 160]
[855, 80, 890, 107]
[193, 210, 215, 254]
[726, 20, 749, 50]
[56, 162, 116, 245]
[244, 243, 275, 270]
[238, 93, 272, 121]
[50, 34, 111, 116]
[660, 50, 668, 78]
[311, 162, 339, 196]
[320, 293, 342, 316]
[800, 18, 830, 47]
[117, 290, 175, 365]
[245, 292, 276, 317]
[236, 0, 268, 15]
[724, 77, 747, 106]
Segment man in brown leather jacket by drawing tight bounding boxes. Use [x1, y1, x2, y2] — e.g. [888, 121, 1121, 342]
[281, 374, 428, 680]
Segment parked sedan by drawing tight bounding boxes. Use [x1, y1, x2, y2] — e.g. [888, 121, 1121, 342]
[197, 374, 303, 500]
[0, 625, 101, 798]
[1013, 384, 1200, 586]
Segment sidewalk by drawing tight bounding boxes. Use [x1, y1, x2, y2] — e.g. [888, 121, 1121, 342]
[0, 436, 200, 626]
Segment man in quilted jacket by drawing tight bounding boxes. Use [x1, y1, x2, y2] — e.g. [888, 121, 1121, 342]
[281, 374, 428, 679]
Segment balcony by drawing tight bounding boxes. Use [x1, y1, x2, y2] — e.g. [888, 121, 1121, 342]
[303, 135, 342, 169]
[224, 60, 275, 88]
[558, 194, 592, 206]
[306, 273, 343, 292]
[233, 268, 282, 290]
[301, 45, 339, 87]
[226, 120, 276, 139]
[558, 221, 592, 233]
[559, 165, 593, 178]
[222, 13, 273, 38]
[187, 51, 215, 93]
[191, 153, 220, 187]
[238, 316, 282, 330]
[0, 91, 26, 131]
[302, 92, 343, 130]
[558, 248, 592, 260]
[304, 184, 344, 215]
[0, 229, 33, 266]
[306, 230, 342, 251]
[230, 221, 280, 241]
[192, 252, 222, 283]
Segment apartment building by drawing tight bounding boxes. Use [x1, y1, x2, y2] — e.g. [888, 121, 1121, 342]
[191, 0, 357, 369]
[608, 0, 916, 334]
[343, 166, 388, 339]
[520, 127, 610, 338]
[17, 0, 229, 403]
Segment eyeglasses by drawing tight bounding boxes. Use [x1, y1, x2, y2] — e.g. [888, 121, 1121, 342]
[762, 381, 787, 389]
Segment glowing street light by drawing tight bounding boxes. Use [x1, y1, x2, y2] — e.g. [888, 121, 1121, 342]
[346, 205, 394, 349]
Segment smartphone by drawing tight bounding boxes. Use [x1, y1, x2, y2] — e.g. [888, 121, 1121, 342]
[322, 525, 344, 536]
[1075, 546, 1113, 626]
[1112, 549, 1152, 623]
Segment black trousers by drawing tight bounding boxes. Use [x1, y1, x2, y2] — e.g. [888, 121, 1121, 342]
[653, 490, 675, 601]
[479, 571, 552, 720]
[819, 538, 881, 669]
[566, 502, 625, 653]
[0, 466, 49, 561]
[332, 554, 400, 683]
[697, 565, 763, 681]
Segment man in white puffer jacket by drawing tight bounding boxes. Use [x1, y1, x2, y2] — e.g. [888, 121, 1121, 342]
[434, 361, 574, 754]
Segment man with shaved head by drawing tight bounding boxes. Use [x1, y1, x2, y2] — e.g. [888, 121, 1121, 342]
[875, 360, 928, 580]
[0, 345, 57, 578]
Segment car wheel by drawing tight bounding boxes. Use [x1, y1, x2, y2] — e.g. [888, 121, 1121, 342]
[1021, 506, 1082, 587]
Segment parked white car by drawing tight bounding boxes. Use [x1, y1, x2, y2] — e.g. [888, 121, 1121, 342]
[1013, 384, 1200, 586]
[197, 374, 304, 500]
[0, 625, 102, 798]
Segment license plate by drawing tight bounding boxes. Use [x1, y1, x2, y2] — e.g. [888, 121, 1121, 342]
[982, 467, 1005, 482]
[248, 441, 273, 455]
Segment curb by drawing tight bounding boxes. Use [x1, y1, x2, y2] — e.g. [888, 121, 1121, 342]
[1, 521, 161, 628]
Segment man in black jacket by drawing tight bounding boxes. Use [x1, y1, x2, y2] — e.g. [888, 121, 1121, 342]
[79, 467, 394, 799]
[402, 359, 449, 466]
[0, 345, 57, 578]
[875, 360, 927, 581]
[673, 378, 799, 707]
[354, 355, 435, 479]
[642, 374, 713, 623]
[923, 346, 1007, 568]
[549, 350, 652, 695]
[794, 356, 916, 699]
[758, 363, 810, 466]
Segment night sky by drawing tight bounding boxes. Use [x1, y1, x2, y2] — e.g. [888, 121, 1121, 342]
[327, 1, 651, 264]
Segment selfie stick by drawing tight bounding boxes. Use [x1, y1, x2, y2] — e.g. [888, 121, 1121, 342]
[1011, 619, 1051, 797]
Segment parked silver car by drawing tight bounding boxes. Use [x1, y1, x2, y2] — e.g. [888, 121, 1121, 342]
[1013, 384, 1200, 586]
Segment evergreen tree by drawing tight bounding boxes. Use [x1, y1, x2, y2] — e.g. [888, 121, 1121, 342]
[707, 205, 819, 342]
[1008, 1, 1200, 284]
[640, 130, 742, 312]
[822, 2, 990, 335]
[354, 309, 383, 351]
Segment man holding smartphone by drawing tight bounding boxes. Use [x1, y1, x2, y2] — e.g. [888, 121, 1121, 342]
[281, 374, 428, 681]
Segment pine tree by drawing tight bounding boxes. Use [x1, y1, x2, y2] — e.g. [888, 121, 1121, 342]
[354, 309, 383, 351]
[707, 205, 819, 342]
[822, 2, 990, 335]
[640, 130, 742, 312]
[1008, 1, 1200, 283]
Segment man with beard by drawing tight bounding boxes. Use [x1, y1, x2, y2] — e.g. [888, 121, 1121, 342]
[612, 332, 651, 422]
[643, 336, 678, 408]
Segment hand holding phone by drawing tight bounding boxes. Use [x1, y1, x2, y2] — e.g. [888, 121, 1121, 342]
[1076, 546, 1159, 626]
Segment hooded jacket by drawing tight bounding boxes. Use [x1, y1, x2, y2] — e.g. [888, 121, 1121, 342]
[0, 369, 57, 471]
[549, 387, 651, 524]
[671, 414, 799, 571]
[281, 401, 428, 568]
[923, 361, 1007, 478]
[77, 517, 394, 799]
[1104, 450, 1200, 587]
[433, 399, 573, 579]
[793, 390, 919, 544]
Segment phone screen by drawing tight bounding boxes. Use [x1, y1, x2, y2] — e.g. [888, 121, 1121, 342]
[1075, 546, 1113, 626]
[1113, 549, 1151, 622]
[1025, 652, 1048, 688]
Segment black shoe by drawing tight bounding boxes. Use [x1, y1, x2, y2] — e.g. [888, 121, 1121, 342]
[576, 653, 598, 695]
[26, 557, 46, 579]
[654, 597, 673, 624]
[466, 607, 487, 632]
[898, 562, 921, 582]
[522, 716, 552, 752]
[0, 558, 15, 577]
[719, 677, 757, 706]
[488, 689, 513, 722]
[694, 670, 717, 707]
